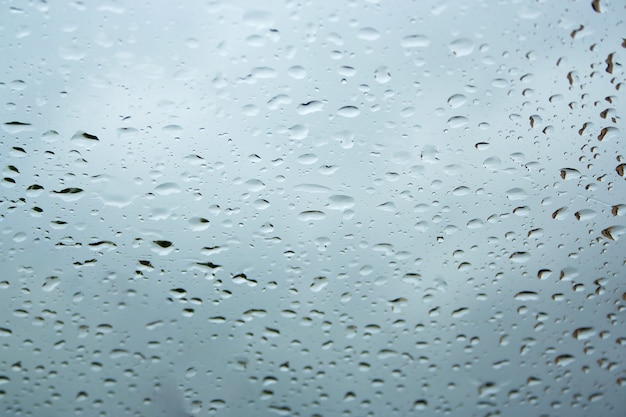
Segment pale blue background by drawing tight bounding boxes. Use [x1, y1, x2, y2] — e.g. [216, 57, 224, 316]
[1, 0, 624, 416]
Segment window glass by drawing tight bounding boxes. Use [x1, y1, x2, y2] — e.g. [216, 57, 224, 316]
[1, 0, 624, 416]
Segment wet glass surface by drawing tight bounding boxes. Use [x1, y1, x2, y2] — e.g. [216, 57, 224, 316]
[1, 0, 625, 416]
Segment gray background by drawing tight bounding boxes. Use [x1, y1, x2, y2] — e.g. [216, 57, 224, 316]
[1, 0, 625, 416]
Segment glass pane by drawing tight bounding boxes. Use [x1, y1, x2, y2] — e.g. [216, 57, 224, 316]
[1, 0, 624, 415]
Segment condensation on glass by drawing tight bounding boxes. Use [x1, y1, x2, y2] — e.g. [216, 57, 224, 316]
[0, 0, 624, 416]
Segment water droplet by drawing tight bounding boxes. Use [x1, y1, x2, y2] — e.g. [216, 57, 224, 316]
[310, 276, 328, 292]
[357, 27, 380, 41]
[297, 100, 324, 115]
[154, 182, 180, 195]
[492, 78, 509, 88]
[574, 209, 596, 221]
[298, 211, 326, 221]
[601, 226, 625, 241]
[319, 165, 339, 175]
[152, 240, 172, 248]
[401, 34, 430, 48]
[337, 105, 360, 118]
[413, 399, 428, 410]
[449, 38, 474, 56]
[287, 65, 306, 79]
[447, 94, 467, 108]
[2, 121, 33, 134]
[452, 186, 471, 196]
[338, 66, 356, 77]
[554, 354, 575, 367]
[42, 276, 60, 292]
[377, 202, 396, 212]
[551, 207, 568, 220]
[509, 252, 530, 263]
[245, 179, 266, 192]
[573, 327, 595, 340]
[374, 66, 391, 83]
[447, 116, 468, 128]
[514, 291, 538, 301]
[505, 188, 528, 200]
[294, 183, 331, 193]
[328, 195, 355, 210]
[288, 124, 309, 140]
[296, 153, 318, 165]
[241, 104, 259, 116]
[71, 131, 99, 147]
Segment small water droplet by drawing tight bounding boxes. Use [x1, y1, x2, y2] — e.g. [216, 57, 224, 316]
[401, 34, 430, 48]
[337, 105, 360, 118]
[298, 210, 326, 221]
[357, 27, 380, 41]
[505, 188, 528, 200]
[447, 116, 468, 128]
[573, 327, 595, 340]
[449, 38, 474, 56]
[447, 94, 467, 108]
